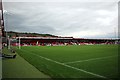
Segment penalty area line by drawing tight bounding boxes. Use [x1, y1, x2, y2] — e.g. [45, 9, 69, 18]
[28, 52, 111, 80]
[64, 55, 118, 64]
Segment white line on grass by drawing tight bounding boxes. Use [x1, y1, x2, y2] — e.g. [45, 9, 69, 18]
[64, 55, 118, 64]
[28, 52, 111, 80]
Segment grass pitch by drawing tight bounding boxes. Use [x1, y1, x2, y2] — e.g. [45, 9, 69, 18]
[16, 45, 118, 79]
[2, 48, 50, 78]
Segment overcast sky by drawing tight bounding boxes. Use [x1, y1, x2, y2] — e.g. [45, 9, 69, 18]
[2, 0, 118, 38]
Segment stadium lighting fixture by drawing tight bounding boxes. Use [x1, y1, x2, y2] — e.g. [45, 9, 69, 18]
[8, 36, 10, 49]
[3, 10, 14, 49]
[3, 11, 9, 49]
[19, 37, 21, 49]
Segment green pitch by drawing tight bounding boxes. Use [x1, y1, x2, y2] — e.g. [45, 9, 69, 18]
[16, 45, 118, 79]
[2, 48, 50, 78]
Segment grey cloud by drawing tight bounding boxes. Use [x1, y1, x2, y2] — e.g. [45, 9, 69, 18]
[86, 32, 117, 39]
[4, 13, 56, 33]
[3, 2, 118, 38]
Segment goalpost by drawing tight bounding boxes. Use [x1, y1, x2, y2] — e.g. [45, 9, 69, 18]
[14, 37, 21, 49]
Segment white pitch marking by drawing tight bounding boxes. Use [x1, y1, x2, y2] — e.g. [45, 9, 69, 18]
[64, 55, 118, 64]
[26, 52, 111, 80]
